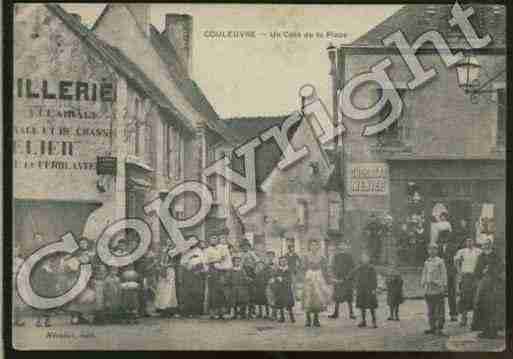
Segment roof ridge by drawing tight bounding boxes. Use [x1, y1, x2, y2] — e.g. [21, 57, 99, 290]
[223, 115, 290, 121]
[351, 3, 505, 47]
[351, 4, 409, 46]
[44, 3, 196, 132]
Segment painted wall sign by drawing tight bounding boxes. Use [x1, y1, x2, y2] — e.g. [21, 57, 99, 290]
[14, 7, 118, 201]
[348, 162, 388, 196]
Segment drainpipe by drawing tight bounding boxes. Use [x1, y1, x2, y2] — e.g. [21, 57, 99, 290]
[328, 43, 345, 244]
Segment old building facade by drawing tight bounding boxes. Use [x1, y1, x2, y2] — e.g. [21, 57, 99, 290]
[13, 4, 236, 259]
[334, 4, 506, 267]
[223, 115, 342, 258]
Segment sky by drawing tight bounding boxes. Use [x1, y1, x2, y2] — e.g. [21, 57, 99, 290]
[61, 3, 402, 118]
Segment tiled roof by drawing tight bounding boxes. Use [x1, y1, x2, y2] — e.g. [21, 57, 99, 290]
[46, 4, 196, 131]
[352, 4, 505, 48]
[149, 24, 240, 144]
[223, 115, 301, 189]
[55, 4, 239, 143]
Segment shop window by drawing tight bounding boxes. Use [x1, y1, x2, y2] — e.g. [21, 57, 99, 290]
[376, 88, 408, 147]
[496, 89, 506, 147]
[328, 201, 340, 231]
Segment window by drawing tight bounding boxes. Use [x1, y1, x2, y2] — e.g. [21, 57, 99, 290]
[376, 88, 408, 146]
[166, 123, 184, 180]
[206, 146, 217, 201]
[497, 89, 506, 147]
[128, 97, 140, 157]
[297, 201, 307, 226]
[134, 98, 140, 156]
[128, 96, 150, 161]
[328, 201, 340, 231]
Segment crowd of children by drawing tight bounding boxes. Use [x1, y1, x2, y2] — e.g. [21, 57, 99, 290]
[12, 233, 407, 331]
[19, 233, 505, 339]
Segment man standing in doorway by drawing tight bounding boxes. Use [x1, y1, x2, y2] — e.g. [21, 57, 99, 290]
[328, 241, 356, 319]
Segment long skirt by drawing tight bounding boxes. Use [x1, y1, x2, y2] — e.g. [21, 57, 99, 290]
[155, 268, 178, 311]
[266, 283, 275, 307]
[274, 282, 295, 309]
[232, 285, 250, 306]
[121, 288, 139, 313]
[66, 286, 96, 314]
[458, 273, 476, 312]
[472, 277, 496, 330]
[95, 280, 106, 312]
[180, 269, 205, 315]
[208, 270, 229, 310]
[333, 279, 353, 303]
[356, 288, 378, 309]
[302, 269, 332, 313]
[472, 275, 504, 332]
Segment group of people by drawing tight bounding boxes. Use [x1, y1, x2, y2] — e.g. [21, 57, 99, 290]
[13, 234, 305, 326]
[421, 236, 505, 339]
[327, 241, 403, 329]
[13, 228, 505, 339]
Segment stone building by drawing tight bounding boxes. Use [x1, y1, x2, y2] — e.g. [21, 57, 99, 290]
[332, 3, 506, 272]
[223, 115, 343, 258]
[13, 4, 237, 258]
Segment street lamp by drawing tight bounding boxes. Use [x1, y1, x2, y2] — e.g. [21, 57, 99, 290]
[455, 54, 506, 104]
[455, 55, 481, 91]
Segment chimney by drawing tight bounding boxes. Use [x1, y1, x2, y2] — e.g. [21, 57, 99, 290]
[165, 14, 193, 75]
[126, 4, 151, 36]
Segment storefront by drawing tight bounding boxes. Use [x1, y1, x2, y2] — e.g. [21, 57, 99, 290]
[389, 160, 505, 267]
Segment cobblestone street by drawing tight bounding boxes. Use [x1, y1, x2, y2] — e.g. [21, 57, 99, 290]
[13, 298, 506, 351]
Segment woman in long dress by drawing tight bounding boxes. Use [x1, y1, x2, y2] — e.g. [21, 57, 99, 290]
[471, 239, 504, 338]
[179, 239, 207, 317]
[63, 238, 97, 325]
[302, 239, 332, 327]
[154, 247, 179, 317]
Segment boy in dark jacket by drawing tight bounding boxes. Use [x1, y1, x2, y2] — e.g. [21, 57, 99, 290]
[386, 265, 404, 321]
[273, 256, 296, 323]
[230, 256, 251, 319]
[354, 253, 378, 328]
[254, 261, 271, 318]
